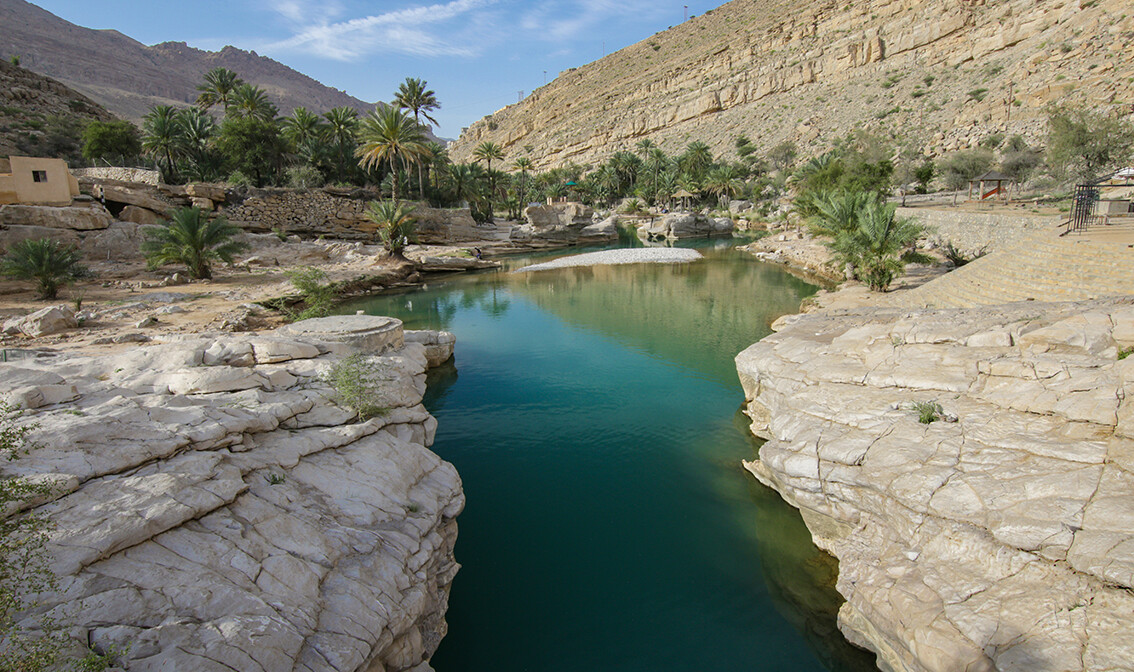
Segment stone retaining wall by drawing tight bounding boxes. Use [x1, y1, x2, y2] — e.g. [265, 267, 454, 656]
[72, 167, 160, 185]
[222, 189, 483, 243]
[898, 207, 1062, 254]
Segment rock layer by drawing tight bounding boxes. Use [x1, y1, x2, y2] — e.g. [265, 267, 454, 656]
[737, 298, 1134, 672]
[1, 316, 462, 672]
[451, 0, 1134, 169]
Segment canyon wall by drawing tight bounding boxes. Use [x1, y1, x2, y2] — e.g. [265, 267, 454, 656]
[736, 298, 1134, 671]
[450, 0, 1134, 169]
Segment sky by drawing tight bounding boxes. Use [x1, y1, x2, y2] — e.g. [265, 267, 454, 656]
[30, 0, 727, 140]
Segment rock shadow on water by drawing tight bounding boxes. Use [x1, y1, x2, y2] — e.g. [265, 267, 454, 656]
[735, 409, 880, 672]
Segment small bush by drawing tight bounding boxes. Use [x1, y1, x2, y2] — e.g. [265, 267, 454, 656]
[911, 400, 943, 424]
[284, 267, 337, 320]
[265, 473, 286, 485]
[1119, 347, 1132, 361]
[1, 238, 87, 299]
[285, 164, 324, 189]
[323, 354, 389, 421]
[968, 88, 989, 102]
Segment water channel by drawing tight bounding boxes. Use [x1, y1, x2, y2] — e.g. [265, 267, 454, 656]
[343, 240, 879, 671]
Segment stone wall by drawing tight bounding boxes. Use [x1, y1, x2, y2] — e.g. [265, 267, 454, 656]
[72, 167, 160, 186]
[221, 189, 484, 243]
[898, 207, 1063, 255]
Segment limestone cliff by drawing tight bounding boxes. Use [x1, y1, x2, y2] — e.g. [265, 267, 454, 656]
[450, 0, 1134, 168]
[1, 316, 462, 671]
[736, 299, 1134, 671]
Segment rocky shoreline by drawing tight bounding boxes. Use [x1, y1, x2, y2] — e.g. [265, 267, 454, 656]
[736, 296, 1134, 671]
[2, 315, 463, 671]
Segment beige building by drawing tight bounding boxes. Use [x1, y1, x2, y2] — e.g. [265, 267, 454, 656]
[0, 156, 80, 206]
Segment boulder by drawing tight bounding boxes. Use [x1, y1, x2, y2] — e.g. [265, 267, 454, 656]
[0, 203, 113, 231]
[0, 224, 82, 252]
[639, 213, 734, 240]
[404, 330, 456, 367]
[2, 305, 78, 337]
[119, 205, 165, 226]
[579, 216, 619, 244]
[185, 183, 227, 203]
[91, 183, 170, 213]
[83, 222, 159, 261]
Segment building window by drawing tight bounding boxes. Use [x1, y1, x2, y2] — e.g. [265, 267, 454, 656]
[32, 170, 47, 183]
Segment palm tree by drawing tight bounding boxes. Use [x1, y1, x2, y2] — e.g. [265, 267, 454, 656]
[324, 107, 360, 183]
[645, 147, 670, 205]
[445, 163, 484, 207]
[142, 105, 185, 182]
[356, 106, 430, 203]
[1, 238, 86, 299]
[196, 67, 244, 113]
[229, 84, 278, 121]
[176, 108, 221, 181]
[141, 207, 247, 279]
[364, 200, 416, 258]
[472, 141, 505, 213]
[826, 200, 931, 291]
[281, 107, 327, 146]
[394, 78, 441, 199]
[678, 141, 714, 183]
[512, 157, 533, 207]
[635, 138, 656, 160]
[806, 190, 878, 237]
[704, 165, 744, 207]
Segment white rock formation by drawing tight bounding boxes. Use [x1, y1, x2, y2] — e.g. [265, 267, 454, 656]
[1, 316, 462, 672]
[737, 299, 1134, 672]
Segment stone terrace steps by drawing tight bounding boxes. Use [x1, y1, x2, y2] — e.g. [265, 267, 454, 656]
[887, 228, 1134, 309]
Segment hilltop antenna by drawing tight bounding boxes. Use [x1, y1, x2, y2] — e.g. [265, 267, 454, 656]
[684, 5, 689, 21]
[543, 70, 548, 86]
[518, 90, 525, 103]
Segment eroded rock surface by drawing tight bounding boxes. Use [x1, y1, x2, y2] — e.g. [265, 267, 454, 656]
[1, 316, 462, 672]
[737, 299, 1134, 672]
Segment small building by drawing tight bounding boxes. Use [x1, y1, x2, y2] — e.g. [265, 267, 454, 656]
[0, 156, 81, 207]
[967, 170, 1014, 201]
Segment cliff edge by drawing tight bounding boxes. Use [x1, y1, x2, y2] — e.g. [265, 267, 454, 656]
[1, 316, 462, 672]
[737, 298, 1134, 671]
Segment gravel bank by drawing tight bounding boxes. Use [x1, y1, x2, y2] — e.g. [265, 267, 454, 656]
[512, 247, 703, 273]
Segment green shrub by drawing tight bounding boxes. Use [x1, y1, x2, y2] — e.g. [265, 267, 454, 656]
[911, 400, 943, 424]
[323, 354, 389, 421]
[1, 402, 66, 672]
[968, 88, 989, 102]
[285, 164, 324, 189]
[141, 207, 247, 279]
[0, 238, 87, 300]
[284, 267, 336, 320]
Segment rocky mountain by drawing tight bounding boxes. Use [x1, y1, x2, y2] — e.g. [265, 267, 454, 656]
[450, 0, 1134, 168]
[0, 0, 374, 122]
[0, 57, 114, 159]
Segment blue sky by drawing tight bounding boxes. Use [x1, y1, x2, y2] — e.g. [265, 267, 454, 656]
[31, 0, 726, 139]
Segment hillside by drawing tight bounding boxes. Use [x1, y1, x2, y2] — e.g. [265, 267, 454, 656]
[0, 0, 374, 122]
[450, 0, 1134, 168]
[0, 57, 114, 160]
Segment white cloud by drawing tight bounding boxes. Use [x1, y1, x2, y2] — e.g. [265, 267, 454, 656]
[519, 0, 663, 43]
[268, 0, 497, 60]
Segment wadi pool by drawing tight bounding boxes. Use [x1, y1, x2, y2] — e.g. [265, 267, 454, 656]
[343, 240, 878, 671]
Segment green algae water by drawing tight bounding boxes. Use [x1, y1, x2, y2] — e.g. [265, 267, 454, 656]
[343, 241, 878, 672]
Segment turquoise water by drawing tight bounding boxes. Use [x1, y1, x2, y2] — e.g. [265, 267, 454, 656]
[343, 241, 878, 672]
